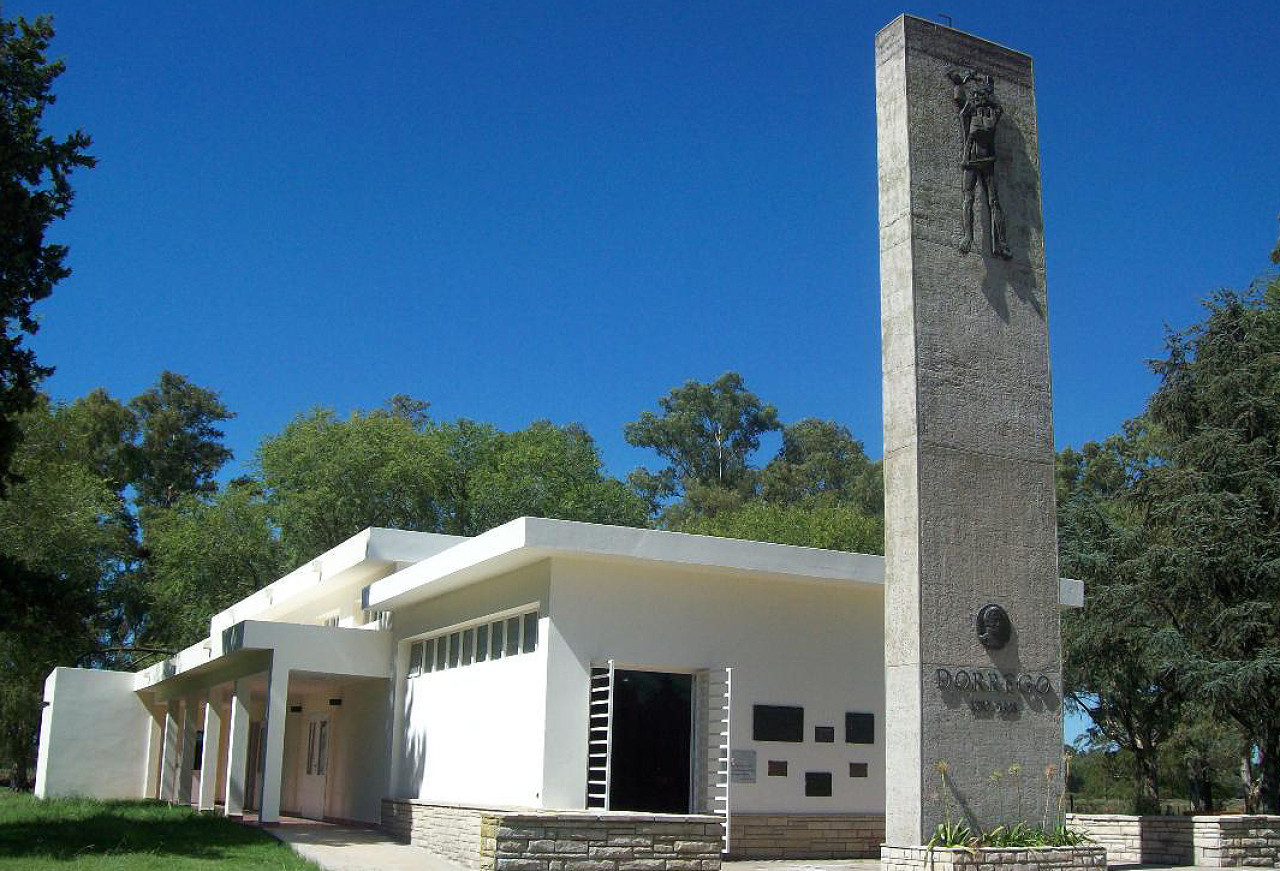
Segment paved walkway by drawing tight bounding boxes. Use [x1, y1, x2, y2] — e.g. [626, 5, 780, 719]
[258, 817, 466, 871]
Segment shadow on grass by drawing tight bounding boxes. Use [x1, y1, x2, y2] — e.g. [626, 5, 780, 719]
[0, 794, 297, 863]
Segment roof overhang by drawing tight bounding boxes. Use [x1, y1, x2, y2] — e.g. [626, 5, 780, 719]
[209, 527, 466, 634]
[134, 620, 392, 700]
[365, 517, 1085, 611]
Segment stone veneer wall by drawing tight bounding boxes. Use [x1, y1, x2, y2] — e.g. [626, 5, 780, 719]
[381, 799, 724, 871]
[381, 799, 489, 868]
[1065, 814, 1194, 865]
[727, 813, 884, 858]
[1193, 815, 1280, 867]
[882, 845, 1106, 871]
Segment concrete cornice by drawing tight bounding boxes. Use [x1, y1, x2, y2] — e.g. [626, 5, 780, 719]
[366, 516, 1084, 611]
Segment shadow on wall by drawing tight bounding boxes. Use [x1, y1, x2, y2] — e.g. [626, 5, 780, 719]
[979, 116, 1044, 324]
[399, 685, 428, 801]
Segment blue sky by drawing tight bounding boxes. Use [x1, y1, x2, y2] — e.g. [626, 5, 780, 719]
[20, 0, 1279, 479]
[13, 2, 1280, 739]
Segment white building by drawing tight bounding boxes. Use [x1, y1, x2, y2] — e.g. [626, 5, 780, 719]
[35, 517, 1083, 859]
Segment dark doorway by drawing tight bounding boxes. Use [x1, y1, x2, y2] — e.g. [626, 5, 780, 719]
[609, 670, 692, 813]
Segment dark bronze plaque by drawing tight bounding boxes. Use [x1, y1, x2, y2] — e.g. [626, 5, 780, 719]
[976, 603, 1012, 650]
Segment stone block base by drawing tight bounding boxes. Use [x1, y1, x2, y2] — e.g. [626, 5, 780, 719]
[1066, 814, 1194, 865]
[882, 845, 1106, 871]
[1065, 812, 1280, 868]
[1193, 815, 1280, 867]
[380, 799, 724, 871]
[727, 813, 885, 858]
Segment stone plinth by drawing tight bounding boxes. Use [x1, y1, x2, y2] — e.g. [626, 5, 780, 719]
[882, 845, 1106, 871]
[1066, 814, 1194, 865]
[380, 799, 724, 871]
[1066, 812, 1280, 868]
[876, 13, 1062, 846]
[1193, 815, 1280, 867]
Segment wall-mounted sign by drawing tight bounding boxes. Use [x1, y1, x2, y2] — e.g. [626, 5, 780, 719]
[936, 668, 1052, 694]
[730, 749, 757, 783]
[935, 668, 1055, 716]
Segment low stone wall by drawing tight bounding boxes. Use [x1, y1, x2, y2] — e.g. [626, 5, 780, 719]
[1194, 815, 1280, 867]
[1066, 813, 1194, 864]
[882, 845, 1106, 871]
[727, 813, 884, 858]
[381, 800, 489, 868]
[380, 799, 724, 871]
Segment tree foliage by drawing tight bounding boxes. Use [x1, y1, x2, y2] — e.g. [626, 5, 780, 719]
[624, 373, 885, 553]
[676, 500, 883, 554]
[0, 399, 129, 785]
[128, 372, 234, 511]
[760, 417, 883, 516]
[1061, 274, 1280, 813]
[257, 407, 448, 564]
[142, 482, 286, 650]
[1058, 429, 1181, 812]
[0, 15, 94, 494]
[624, 372, 780, 513]
[1130, 278, 1280, 812]
[260, 405, 648, 566]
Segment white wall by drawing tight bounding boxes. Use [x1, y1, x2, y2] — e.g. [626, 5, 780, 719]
[545, 559, 886, 814]
[259, 679, 392, 823]
[390, 561, 549, 805]
[36, 668, 155, 800]
[326, 679, 392, 822]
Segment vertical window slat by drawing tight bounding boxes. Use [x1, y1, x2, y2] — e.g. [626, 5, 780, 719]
[491, 620, 504, 660]
[423, 638, 435, 674]
[408, 641, 423, 676]
[505, 617, 520, 657]
[522, 611, 538, 653]
[461, 628, 475, 666]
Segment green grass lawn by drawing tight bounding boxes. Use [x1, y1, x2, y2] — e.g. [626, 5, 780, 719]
[0, 791, 320, 870]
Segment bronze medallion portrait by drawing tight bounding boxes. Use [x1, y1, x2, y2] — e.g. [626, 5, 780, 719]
[975, 603, 1011, 650]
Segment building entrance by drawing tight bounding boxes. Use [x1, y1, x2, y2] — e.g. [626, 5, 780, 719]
[608, 670, 692, 814]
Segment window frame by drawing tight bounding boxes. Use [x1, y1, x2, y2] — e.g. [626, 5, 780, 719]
[403, 602, 541, 679]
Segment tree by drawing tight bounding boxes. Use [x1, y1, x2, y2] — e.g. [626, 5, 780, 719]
[128, 371, 234, 510]
[760, 417, 883, 515]
[675, 500, 883, 554]
[624, 372, 780, 516]
[0, 15, 95, 494]
[1162, 708, 1246, 813]
[1059, 429, 1182, 812]
[466, 421, 648, 534]
[1130, 278, 1280, 812]
[0, 399, 128, 785]
[142, 482, 286, 650]
[258, 407, 448, 565]
[260, 404, 647, 567]
[65, 388, 137, 497]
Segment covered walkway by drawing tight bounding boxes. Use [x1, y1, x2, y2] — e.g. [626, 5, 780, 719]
[131, 619, 394, 824]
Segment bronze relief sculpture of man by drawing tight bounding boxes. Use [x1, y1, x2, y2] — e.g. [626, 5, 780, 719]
[948, 69, 1012, 259]
[976, 603, 1012, 650]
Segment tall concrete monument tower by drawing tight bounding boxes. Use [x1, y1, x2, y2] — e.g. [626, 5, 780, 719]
[876, 16, 1063, 846]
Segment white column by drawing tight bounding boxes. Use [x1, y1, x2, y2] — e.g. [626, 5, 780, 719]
[143, 702, 165, 799]
[256, 659, 289, 824]
[198, 693, 223, 811]
[224, 679, 250, 817]
[176, 696, 198, 805]
[160, 702, 180, 802]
